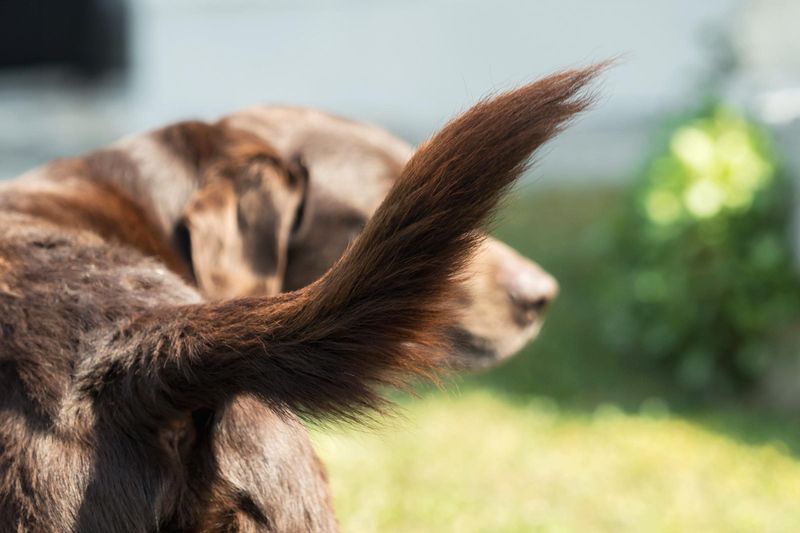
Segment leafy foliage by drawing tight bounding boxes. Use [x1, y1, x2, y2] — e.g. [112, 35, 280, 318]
[604, 106, 800, 394]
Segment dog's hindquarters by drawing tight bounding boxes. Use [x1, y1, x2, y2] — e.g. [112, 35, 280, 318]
[75, 65, 603, 425]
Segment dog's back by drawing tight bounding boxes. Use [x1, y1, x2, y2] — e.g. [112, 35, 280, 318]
[0, 66, 602, 531]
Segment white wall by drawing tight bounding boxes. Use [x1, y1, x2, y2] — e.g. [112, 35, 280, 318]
[0, 0, 756, 182]
[125, 0, 739, 182]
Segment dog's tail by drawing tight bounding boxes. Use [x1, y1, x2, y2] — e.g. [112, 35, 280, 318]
[78, 64, 604, 425]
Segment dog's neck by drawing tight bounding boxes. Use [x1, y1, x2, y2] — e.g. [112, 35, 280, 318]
[8, 131, 200, 278]
[107, 132, 202, 239]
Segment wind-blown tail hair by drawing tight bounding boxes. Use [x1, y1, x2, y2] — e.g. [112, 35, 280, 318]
[77, 64, 604, 426]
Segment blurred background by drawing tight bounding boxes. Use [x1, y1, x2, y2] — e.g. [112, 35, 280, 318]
[3, 0, 800, 530]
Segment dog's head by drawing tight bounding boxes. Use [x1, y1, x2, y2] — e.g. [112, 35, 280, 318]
[164, 109, 558, 370]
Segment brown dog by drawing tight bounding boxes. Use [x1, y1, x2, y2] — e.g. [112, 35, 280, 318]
[0, 66, 600, 531]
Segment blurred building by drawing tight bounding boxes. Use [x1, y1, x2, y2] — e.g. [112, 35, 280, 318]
[1, 0, 798, 187]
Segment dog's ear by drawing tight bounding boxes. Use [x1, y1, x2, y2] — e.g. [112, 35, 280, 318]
[174, 142, 306, 300]
[176, 176, 253, 299]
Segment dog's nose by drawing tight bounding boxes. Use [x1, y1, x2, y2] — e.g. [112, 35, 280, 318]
[508, 267, 558, 321]
[498, 250, 559, 326]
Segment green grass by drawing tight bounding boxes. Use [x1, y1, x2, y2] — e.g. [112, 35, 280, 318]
[314, 392, 800, 532]
[314, 186, 800, 531]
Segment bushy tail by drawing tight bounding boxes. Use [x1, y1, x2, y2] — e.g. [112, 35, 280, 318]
[78, 64, 605, 425]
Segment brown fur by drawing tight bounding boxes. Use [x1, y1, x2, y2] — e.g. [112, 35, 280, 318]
[0, 65, 602, 531]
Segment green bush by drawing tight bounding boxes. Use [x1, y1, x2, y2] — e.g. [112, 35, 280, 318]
[605, 105, 800, 394]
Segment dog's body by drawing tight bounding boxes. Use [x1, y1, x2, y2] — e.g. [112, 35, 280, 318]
[0, 67, 599, 531]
